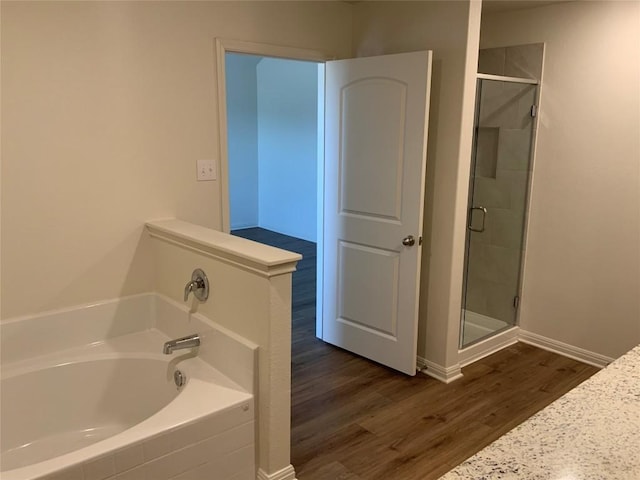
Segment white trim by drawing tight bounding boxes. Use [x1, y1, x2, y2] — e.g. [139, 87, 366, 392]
[257, 465, 297, 480]
[215, 38, 231, 233]
[220, 38, 330, 62]
[316, 63, 326, 340]
[519, 330, 613, 369]
[214, 38, 332, 233]
[459, 326, 519, 367]
[146, 219, 301, 278]
[417, 357, 463, 383]
[477, 72, 538, 85]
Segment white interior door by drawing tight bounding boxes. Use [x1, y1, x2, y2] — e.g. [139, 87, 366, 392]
[321, 51, 432, 376]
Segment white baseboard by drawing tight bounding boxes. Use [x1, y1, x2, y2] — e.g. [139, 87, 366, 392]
[417, 357, 463, 383]
[257, 465, 297, 480]
[519, 330, 614, 368]
[420, 327, 612, 385]
[458, 326, 519, 368]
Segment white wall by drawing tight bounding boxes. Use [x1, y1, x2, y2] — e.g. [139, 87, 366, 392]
[227, 54, 260, 230]
[1, 1, 353, 320]
[257, 58, 318, 242]
[352, 1, 482, 371]
[481, 0, 640, 358]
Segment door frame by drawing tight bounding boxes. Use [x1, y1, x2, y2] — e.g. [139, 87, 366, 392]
[214, 38, 331, 233]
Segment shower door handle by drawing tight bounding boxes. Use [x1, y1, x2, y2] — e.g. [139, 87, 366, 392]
[468, 206, 487, 233]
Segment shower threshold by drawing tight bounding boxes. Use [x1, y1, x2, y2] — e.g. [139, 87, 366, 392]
[462, 310, 511, 346]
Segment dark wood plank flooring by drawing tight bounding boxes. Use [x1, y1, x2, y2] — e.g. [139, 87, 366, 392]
[231, 227, 316, 324]
[232, 227, 599, 480]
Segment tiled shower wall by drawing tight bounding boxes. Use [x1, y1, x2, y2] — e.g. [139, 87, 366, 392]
[464, 44, 543, 324]
[478, 43, 544, 80]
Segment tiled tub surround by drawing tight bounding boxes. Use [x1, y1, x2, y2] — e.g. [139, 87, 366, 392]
[0, 294, 257, 480]
[441, 344, 640, 479]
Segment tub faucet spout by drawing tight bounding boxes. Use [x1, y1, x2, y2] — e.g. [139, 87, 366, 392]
[163, 334, 200, 354]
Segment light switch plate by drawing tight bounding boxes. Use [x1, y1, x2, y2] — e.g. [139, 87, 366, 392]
[196, 159, 216, 181]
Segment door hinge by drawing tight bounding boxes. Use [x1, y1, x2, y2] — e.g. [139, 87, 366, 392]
[530, 105, 537, 118]
[513, 295, 520, 310]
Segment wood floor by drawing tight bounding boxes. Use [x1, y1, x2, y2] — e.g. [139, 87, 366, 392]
[232, 228, 599, 480]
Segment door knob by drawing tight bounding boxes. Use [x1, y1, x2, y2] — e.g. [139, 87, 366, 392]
[402, 235, 415, 246]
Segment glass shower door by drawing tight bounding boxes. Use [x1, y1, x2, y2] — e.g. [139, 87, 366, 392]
[461, 78, 538, 347]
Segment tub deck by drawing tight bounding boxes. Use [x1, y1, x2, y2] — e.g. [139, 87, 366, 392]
[1, 329, 254, 480]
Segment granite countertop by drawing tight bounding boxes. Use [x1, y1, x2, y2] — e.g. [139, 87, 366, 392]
[440, 345, 640, 480]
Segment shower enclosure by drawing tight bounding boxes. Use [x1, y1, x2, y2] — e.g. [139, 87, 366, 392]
[460, 74, 538, 348]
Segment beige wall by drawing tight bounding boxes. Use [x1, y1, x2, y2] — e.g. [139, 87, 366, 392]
[0, 1, 352, 320]
[352, 1, 482, 369]
[481, 0, 640, 358]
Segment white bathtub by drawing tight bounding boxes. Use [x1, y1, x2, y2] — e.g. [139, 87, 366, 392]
[0, 295, 257, 480]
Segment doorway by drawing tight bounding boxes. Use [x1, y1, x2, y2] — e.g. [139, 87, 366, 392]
[224, 52, 323, 360]
[218, 40, 432, 376]
[225, 53, 323, 242]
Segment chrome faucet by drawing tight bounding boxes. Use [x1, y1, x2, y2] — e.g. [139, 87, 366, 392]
[184, 268, 209, 302]
[163, 333, 201, 354]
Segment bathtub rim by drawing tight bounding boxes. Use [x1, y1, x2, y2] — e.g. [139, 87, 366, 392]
[1, 353, 186, 471]
[0, 292, 258, 480]
[1, 339, 254, 480]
